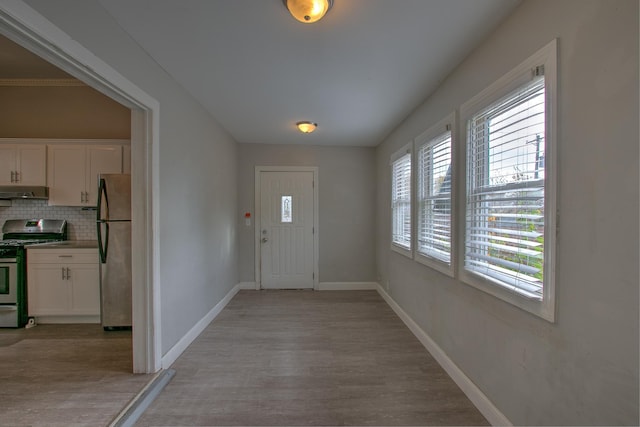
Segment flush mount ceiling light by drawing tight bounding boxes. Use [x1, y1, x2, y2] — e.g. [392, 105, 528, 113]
[296, 121, 317, 133]
[283, 0, 333, 24]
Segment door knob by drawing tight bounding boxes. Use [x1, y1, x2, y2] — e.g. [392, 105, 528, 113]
[262, 237, 268, 243]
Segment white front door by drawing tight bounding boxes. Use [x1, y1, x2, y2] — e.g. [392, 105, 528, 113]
[259, 171, 315, 289]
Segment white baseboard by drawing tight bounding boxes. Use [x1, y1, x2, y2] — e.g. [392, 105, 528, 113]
[238, 282, 257, 290]
[161, 283, 242, 369]
[318, 282, 378, 290]
[239, 281, 377, 291]
[376, 285, 511, 427]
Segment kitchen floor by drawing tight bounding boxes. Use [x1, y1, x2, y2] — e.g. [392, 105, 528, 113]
[135, 290, 488, 426]
[0, 324, 152, 427]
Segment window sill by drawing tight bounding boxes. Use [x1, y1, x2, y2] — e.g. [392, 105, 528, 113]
[459, 268, 555, 322]
[415, 253, 454, 278]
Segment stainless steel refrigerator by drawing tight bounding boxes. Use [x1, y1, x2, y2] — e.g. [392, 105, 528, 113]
[96, 174, 132, 330]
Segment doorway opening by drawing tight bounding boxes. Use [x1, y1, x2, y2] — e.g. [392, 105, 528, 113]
[0, 4, 160, 373]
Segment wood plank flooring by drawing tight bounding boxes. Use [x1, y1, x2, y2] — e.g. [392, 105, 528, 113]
[0, 324, 152, 427]
[136, 290, 488, 426]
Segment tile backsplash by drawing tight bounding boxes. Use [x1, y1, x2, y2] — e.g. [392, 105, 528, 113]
[0, 199, 96, 240]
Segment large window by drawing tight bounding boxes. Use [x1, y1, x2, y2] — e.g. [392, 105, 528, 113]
[391, 144, 412, 256]
[461, 40, 556, 321]
[466, 77, 545, 296]
[416, 116, 453, 274]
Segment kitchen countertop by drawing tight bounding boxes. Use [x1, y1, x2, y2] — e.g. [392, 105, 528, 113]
[27, 240, 98, 249]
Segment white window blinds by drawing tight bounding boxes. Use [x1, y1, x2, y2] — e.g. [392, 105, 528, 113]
[417, 131, 452, 265]
[465, 76, 546, 299]
[391, 152, 412, 250]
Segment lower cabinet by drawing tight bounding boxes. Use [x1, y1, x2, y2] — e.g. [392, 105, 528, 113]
[27, 249, 100, 322]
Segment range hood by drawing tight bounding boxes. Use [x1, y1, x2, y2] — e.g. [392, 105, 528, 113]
[0, 186, 49, 200]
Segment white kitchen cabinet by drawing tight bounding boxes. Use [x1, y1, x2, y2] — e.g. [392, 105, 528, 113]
[0, 144, 46, 186]
[86, 145, 123, 204]
[27, 248, 100, 322]
[47, 144, 122, 206]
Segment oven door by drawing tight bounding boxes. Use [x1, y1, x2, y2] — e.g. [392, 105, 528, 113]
[0, 259, 17, 304]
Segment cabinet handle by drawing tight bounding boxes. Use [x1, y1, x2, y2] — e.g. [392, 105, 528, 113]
[66, 267, 71, 280]
[14, 171, 19, 183]
[58, 255, 73, 258]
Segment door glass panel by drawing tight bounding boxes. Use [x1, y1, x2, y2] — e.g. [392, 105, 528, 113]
[281, 195, 293, 223]
[0, 267, 9, 295]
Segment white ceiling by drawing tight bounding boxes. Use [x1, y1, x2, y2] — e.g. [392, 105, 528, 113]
[6, 0, 523, 147]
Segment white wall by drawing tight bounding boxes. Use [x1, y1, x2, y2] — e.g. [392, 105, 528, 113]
[238, 143, 376, 284]
[375, 0, 638, 425]
[23, 0, 239, 355]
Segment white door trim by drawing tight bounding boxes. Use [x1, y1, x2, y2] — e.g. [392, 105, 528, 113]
[0, 1, 162, 373]
[255, 166, 319, 290]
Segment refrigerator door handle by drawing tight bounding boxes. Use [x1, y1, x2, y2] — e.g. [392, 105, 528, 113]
[97, 176, 109, 264]
[97, 221, 109, 264]
[97, 178, 109, 221]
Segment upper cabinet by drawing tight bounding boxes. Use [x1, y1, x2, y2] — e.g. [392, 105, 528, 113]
[86, 145, 124, 205]
[0, 144, 46, 186]
[0, 139, 129, 206]
[48, 144, 123, 206]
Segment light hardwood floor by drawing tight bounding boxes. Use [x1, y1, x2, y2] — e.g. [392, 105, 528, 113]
[0, 324, 151, 427]
[136, 290, 488, 426]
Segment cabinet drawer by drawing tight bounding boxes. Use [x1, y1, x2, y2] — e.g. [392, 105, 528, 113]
[27, 251, 98, 264]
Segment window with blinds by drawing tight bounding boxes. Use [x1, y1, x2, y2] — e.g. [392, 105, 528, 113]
[465, 75, 546, 299]
[417, 130, 452, 267]
[391, 148, 412, 253]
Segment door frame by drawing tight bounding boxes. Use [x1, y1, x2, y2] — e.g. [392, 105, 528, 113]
[254, 166, 319, 290]
[0, 2, 162, 373]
